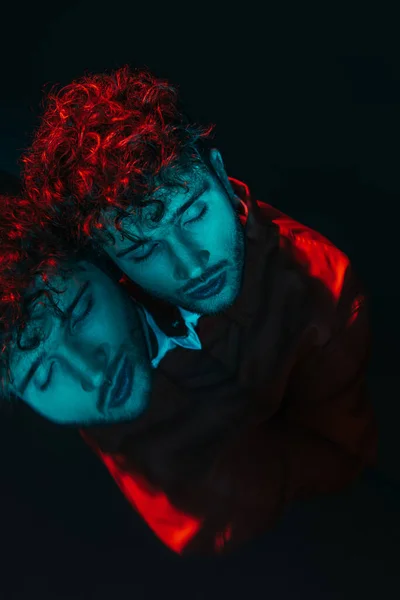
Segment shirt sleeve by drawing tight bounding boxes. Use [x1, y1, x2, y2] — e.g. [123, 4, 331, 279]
[284, 262, 378, 466]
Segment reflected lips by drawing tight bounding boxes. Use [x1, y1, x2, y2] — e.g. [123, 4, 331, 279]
[108, 357, 133, 409]
[188, 271, 227, 300]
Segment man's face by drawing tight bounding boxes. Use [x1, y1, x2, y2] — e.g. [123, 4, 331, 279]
[101, 150, 246, 315]
[9, 261, 154, 426]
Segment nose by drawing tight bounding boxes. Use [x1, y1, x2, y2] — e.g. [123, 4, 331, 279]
[172, 238, 210, 281]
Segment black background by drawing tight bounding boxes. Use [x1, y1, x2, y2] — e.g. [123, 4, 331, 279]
[0, 3, 399, 598]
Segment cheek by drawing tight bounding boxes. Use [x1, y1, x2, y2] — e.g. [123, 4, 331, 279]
[126, 262, 170, 291]
[207, 212, 237, 253]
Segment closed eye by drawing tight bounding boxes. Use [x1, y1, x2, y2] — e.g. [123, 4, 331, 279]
[124, 205, 209, 263]
[184, 205, 208, 226]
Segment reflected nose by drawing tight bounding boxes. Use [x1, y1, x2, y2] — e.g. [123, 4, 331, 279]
[76, 346, 109, 392]
[49, 340, 110, 392]
[80, 366, 104, 392]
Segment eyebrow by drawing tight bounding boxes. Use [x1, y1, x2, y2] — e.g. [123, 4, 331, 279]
[16, 281, 90, 396]
[116, 183, 208, 258]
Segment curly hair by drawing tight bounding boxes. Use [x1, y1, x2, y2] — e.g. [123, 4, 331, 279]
[22, 65, 215, 250]
[0, 194, 81, 407]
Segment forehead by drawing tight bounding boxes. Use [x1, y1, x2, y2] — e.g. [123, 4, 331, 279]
[101, 166, 210, 234]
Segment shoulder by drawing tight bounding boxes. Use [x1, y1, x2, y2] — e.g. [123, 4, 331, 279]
[257, 200, 351, 304]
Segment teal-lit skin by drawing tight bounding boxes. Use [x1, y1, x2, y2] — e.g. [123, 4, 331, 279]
[101, 150, 246, 315]
[9, 261, 154, 426]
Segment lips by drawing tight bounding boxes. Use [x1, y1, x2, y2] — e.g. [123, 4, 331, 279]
[107, 356, 134, 409]
[188, 271, 227, 300]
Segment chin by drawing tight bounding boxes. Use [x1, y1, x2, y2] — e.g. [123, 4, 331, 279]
[195, 290, 236, 316]
[184, 281, 239, 316]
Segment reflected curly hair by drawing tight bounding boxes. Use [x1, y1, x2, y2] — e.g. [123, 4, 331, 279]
[0, 194, 81, 407]
[22, 65, 215, 250]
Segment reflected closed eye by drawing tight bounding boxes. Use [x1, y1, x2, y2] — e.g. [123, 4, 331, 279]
[70, 295, 94, 332]
[41, 295, 95, 391]
[41, 360, 53, 391]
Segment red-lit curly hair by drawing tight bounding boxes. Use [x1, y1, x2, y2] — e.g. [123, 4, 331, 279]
[22, 65, 215, 249]
[0, 194, 80, 406]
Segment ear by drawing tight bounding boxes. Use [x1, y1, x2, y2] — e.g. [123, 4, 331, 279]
[208, 148, 240, 208]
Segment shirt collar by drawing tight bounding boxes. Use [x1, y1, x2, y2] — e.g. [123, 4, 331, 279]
[141, 304, 201, 368]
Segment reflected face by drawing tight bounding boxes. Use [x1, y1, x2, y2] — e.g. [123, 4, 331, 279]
[101, 152, 246, 315]
[9, 261, 154, 426]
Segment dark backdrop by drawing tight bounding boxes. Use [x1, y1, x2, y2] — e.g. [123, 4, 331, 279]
[0, 4, 399, 599]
